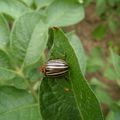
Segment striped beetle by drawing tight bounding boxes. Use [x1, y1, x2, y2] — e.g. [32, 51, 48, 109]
[40, 59, 69, 76]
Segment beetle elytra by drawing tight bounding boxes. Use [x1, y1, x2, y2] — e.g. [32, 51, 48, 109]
[40, 59, 69, 76]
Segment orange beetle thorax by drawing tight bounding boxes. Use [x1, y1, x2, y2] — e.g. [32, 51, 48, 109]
[40, 65, 46, 74]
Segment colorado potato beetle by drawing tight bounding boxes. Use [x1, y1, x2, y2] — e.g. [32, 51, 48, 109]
[40, 59, 69, 76]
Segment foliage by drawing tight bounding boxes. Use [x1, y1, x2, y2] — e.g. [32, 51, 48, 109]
[84, 0, 120, 40]
[84, 0, 120, 119]
[0, 0, 104, 120]
[86, 47, 120, 120]
[83, 2, 120, 119]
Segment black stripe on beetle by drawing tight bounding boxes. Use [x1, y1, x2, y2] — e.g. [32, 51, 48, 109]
[40, 59, 69, 76]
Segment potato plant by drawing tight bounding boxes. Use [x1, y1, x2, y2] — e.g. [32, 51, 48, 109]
[0, 0, 103, 120]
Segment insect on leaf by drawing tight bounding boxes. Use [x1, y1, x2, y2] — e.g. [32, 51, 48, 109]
[39, 29, 103, 120]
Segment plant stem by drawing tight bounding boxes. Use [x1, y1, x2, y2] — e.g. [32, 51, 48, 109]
[16, 70, 39, 102]
[3, 48, 39, 102]
[26, 79, 39, 102]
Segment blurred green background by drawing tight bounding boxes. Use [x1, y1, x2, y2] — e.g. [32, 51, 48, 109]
[65, 0, 120, 119]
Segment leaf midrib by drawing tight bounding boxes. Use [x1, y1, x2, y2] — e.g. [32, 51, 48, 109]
[0, 103, 38, 115]
[22, 20, 43, 68]
[56, 30, 103, 120]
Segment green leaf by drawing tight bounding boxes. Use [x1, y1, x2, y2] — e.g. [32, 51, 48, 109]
[112, 102, 120, 119]
[90, 47, 103, 57]
[0, 50, 15, 81]
[90, 78, 108, 89]
[24, 21, 48, 66]
[110, 50, 120, 78]
[0, 104, 41, 120]
[96, 0, 106, 15]
[108, 19, 118, 33]
[87, 48, 104, 72]
[78, 0, 84, 4]
[84, 0, 92, 6]
[92, 25, 107, 40]
[87, 58, 104, 72]
[40, 29, 103, 120]
[0, 50, 27, 89]
[25, 63, 43, 82]
[35, 0, 55, 8]
[40, 77, 82, 120]
[0, 14, 9, 50]
[11, 12, 48, 67]
[0, 86, 41, 120]
[116, 7, 120, 16]
[21, 0, 33, 6]
[108, 0, 118, 6]
[94, 88, 113, 106]
[9, 76, 28, 89]
[106, 103, 120, 120]
[104, 67, 118, 80]
[0, 0, 30, 19]
[0, 68, 15, 81]
[106, 111, 114, 120]
[0, 51, 10, 68]
[46, 0, 85, 27]
[67, 32, 86, 76]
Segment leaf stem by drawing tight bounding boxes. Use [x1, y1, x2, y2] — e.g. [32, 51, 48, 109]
[2, 48, 38, 102]
[25, 79, 39, 102]
[15, 69, 39, 102]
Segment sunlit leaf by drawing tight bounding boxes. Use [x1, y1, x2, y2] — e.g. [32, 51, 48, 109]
[0, 0, 30, 19]
[0, 50, 15, 81]
[35, 0, 55, 8]
[110, 49, 120, 78]
[0, 14, 9, 50]
[21, 0, 33, 6]
[46, 0, 84, 26]
[0, 86, 41, 120]
[11, 12, 48, 67]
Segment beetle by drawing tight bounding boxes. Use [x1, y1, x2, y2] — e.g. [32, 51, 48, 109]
[40, 59, 69, 76]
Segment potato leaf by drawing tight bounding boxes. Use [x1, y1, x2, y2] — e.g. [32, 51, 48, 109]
[46, 0, 84, 27]
[11, 12, 48, 67]
[0, 86, 41, 120]
[111, 49, 120, 78]
[39, 29, 103, 120]
[0, 15, 9, 50]
[67, 32, 86, 76]
[0, 0, 29, 19]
